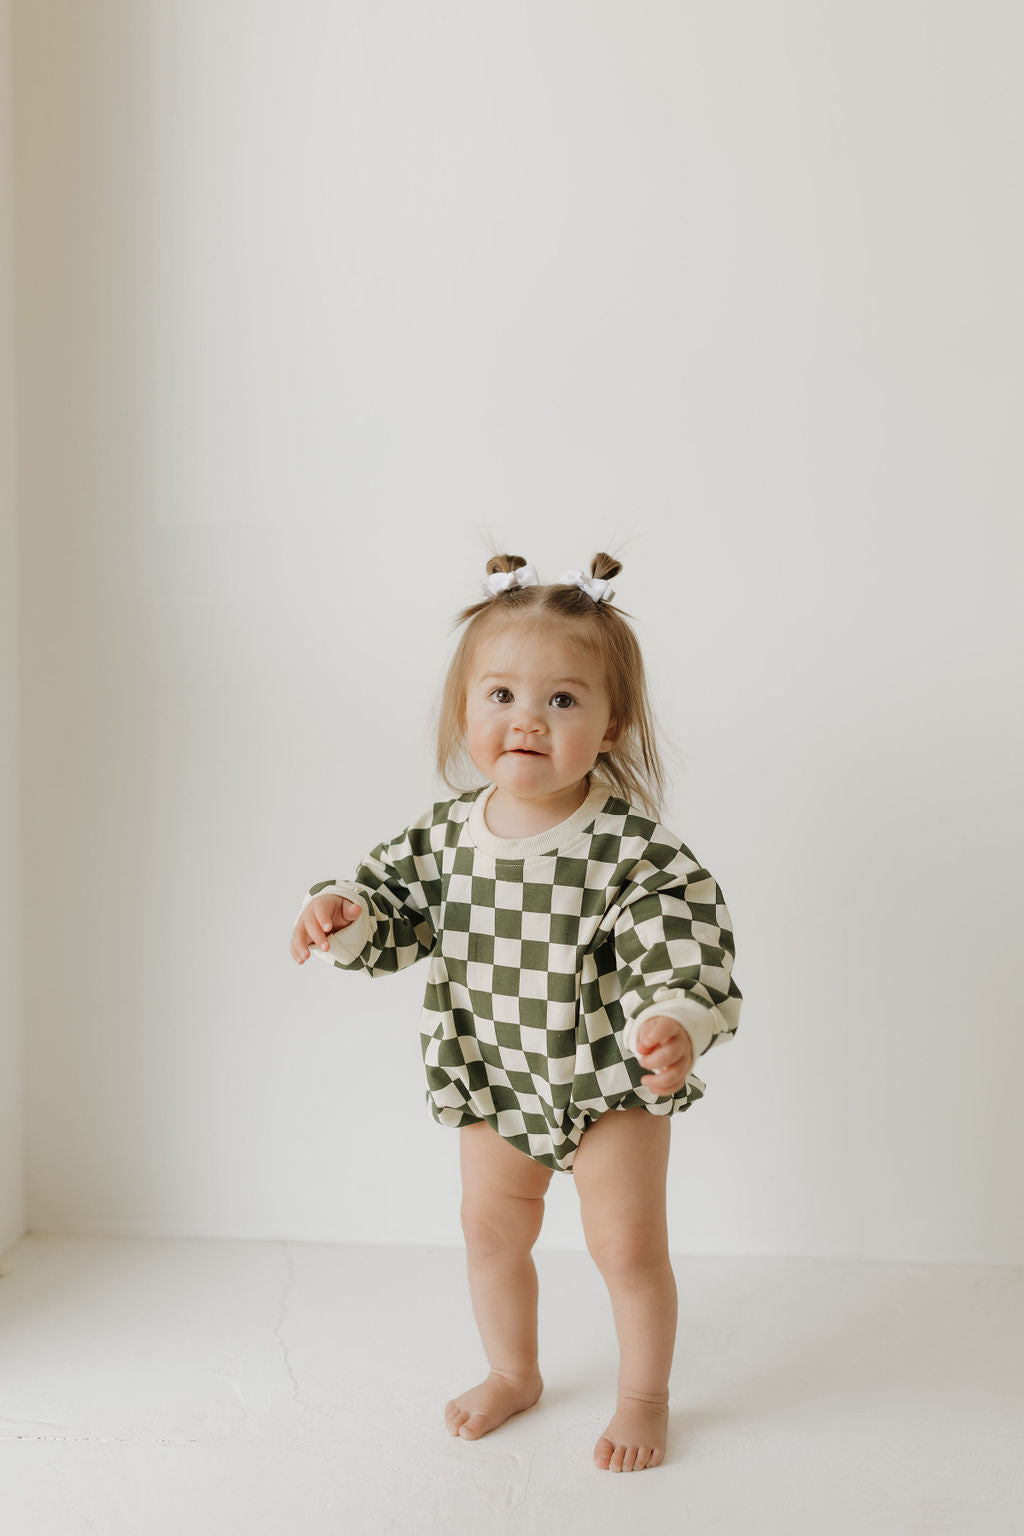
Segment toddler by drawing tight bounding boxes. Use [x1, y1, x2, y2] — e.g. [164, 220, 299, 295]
[290, 551, 742, 1473]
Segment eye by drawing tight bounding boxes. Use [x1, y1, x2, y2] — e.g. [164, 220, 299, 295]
[488, 687, 513, 703]
[551, 692, 576, 709]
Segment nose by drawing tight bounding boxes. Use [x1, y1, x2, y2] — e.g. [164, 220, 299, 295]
[511, 699, 545, 737]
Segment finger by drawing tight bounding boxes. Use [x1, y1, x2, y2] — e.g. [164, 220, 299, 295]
[313, 899, 337, 935]
[637, 1018, 676, 1056]
[647, 1031, 694, 1069]
[641, 1052, 688, 1088]
[638, 1036, 678, 1068]
[319, 895, 361, 933]
[647, 1056, 689, 1085]
[636, 1035, 663, 1063]
[291, 914, 326, 961]
[641, 1070, 683, 1094]
[291, 928, 312, 963]
[306, 911, 332, 951]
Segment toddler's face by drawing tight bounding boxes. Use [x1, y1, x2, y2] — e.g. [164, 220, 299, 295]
[464, 623, 618, 802]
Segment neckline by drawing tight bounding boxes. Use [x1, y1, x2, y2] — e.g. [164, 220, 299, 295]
[466, 778, 612, 860]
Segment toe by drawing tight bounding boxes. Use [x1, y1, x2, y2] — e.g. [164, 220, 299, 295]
[622, 1445, 639, 1472]
[634, 1445, 651, 1470]
[609, 1443, 626, 1473]
[459, 1413, 488, 1439]
[593, 1435, 614, 1469]
[649, 1446, 664, 1468]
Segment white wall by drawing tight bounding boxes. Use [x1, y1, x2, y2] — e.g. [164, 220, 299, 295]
[0, 0, 26, 1259]
[10, 0, 1023, 1262]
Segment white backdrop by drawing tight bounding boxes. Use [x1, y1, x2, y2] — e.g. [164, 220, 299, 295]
[4, 0, 1021, 1262]
[0, 0, 23, 1260]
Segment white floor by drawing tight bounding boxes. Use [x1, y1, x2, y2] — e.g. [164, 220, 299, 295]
[0, 1236, 1021, 1535]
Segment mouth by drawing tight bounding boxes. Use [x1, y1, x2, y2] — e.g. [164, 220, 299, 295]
[508, 749, 544, 756]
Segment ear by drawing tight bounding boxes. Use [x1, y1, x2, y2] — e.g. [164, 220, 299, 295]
[599, 719, 620, 754]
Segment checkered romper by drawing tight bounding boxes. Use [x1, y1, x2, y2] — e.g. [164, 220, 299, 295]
[300, 777, 742, 1173]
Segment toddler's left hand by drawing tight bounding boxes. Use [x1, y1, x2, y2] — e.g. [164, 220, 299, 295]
[635, 1015, 694, 1095]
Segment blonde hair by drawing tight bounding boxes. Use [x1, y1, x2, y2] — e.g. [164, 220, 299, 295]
[435, 552, 667, 821]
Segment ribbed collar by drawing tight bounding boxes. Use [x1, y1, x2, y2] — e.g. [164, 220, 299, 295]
[466, 778, 613, 861]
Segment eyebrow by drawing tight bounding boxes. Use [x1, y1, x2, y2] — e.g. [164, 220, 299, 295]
[478, 673, 592, 691]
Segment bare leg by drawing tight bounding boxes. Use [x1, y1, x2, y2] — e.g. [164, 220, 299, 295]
[444, 1122, 553, 1440]
[572, 1106, 676, 1471]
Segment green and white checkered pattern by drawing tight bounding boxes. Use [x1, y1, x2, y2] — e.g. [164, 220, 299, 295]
[300, 783, 742, 1174]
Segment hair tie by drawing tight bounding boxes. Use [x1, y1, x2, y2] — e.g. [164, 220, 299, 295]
[560, 568, 615, 604]
[482, 561, 540, 597]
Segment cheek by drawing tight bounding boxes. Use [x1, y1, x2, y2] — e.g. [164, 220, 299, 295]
[466, 712, 497, 747]
[556, 719, 595, 754]
[567, 713, 600, 739]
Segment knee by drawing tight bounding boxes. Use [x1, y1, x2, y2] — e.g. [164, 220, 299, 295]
[583, 1225, 669, 1279]
[461, 1194, 545, 1258]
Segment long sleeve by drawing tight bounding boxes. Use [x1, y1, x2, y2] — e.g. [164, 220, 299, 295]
[296, 804, 444, 978]
[611, 855, 742, 1065]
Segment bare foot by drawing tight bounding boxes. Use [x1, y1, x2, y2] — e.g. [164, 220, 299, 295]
[593, 1392, 669, 1471]
[444, 1369, 544, 1440]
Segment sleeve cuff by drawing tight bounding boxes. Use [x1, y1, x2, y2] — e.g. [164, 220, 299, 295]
[620, 991, 718, 1064]
[296, 882, 372, 964]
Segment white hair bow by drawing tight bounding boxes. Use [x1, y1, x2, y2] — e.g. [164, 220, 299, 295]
[483, 562, 540, 596]
[560, 568, 615, 604]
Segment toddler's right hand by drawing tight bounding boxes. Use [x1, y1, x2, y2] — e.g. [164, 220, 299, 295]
[291, 894, 364, 964]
